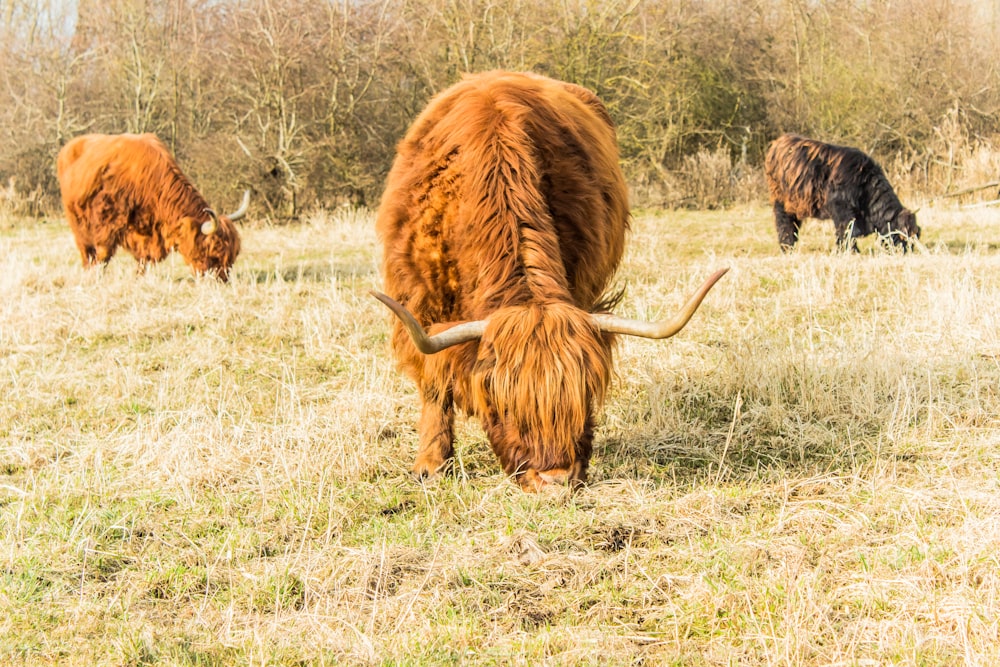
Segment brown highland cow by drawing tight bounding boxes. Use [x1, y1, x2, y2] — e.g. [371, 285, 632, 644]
[373, 71, 727, 492]
[57, 133, 248, 280]
[764, 133, 920, 252]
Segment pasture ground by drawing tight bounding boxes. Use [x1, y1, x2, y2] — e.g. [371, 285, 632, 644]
[2, 205, 999, 665]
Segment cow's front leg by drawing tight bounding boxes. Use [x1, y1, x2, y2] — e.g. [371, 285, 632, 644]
[569, 415, 596, 489]
[829, 201, 861, 252]
[412, 387, 454, 479]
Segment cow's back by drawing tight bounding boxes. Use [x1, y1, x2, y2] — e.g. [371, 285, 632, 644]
[766, 133, 890, 221]
[59, 134, 158, 208]
[377, 71, 629, 328]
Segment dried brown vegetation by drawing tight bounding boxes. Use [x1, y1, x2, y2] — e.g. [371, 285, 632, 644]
[1, 0, 999, 214]
[3, 204, 1000, 664]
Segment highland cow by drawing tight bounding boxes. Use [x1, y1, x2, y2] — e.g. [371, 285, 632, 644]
[373, 71, 727, 492]
[764, 133, 920, 252]
[57, 133, 248, 280]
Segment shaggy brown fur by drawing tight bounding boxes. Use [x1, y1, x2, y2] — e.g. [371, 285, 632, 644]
[765, 133, 920, 252]
[376, 71, 630, 491]
[57, 133, 242, 280]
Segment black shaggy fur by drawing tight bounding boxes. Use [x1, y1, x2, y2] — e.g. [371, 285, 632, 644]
[764, 134, 920, 252]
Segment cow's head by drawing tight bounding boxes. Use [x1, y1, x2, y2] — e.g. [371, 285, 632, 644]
[180, 190, 249, 281]
[373, 268, 728, 491]
[895, 209, 920, 249]
[471, 302, 613, 490]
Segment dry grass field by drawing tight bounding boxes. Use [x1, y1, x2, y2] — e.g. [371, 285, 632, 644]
[2, 204, 1000, 665]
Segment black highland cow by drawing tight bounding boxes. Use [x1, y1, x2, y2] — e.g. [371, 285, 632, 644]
[764, 134, 920, 252]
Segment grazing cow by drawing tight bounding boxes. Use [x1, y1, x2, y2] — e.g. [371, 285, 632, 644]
[764, 133, 920, 252]
[373, 71, 727, 492]
[57, 133, 248, 280]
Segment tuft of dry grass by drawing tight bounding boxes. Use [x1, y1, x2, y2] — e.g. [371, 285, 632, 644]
[2, 204, 1000, 665]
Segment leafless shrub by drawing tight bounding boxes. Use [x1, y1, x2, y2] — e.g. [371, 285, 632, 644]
[1, 0, 999, 212]
[642, 148, 765, 210]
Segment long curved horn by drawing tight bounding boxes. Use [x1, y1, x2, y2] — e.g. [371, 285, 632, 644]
[201, 208, 220, 235]
[227, 189, 251, 221]
[370, 290, 486, 354]
[590, 268, 729, 339]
